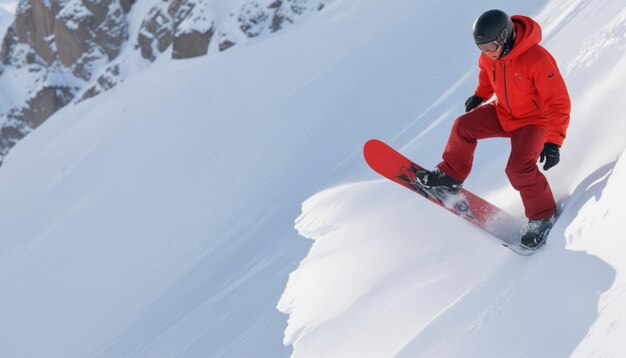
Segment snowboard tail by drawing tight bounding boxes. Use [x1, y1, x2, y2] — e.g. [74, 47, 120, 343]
[363, 139, 527, 251]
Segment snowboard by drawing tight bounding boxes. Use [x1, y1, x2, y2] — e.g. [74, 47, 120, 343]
[363, 139, 538, 255]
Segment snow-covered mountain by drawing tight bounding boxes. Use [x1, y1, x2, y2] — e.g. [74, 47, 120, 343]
[1, 0, 626, 356]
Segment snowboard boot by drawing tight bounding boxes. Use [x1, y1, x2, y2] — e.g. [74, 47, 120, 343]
[414, 168, 463, 194]
[520, 215, 556, 249]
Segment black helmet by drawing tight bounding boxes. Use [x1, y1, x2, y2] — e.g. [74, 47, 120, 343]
[473, 9, 515, 56]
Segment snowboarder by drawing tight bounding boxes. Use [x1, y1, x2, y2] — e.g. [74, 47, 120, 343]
[415, 9, 571, 249]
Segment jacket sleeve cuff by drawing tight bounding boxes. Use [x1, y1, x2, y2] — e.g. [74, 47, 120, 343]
[545, 133, 564, 147]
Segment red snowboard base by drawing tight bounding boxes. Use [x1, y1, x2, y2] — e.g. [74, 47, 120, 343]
[364, 139, 532, 253]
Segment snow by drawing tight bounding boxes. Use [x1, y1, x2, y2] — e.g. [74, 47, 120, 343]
[0, 0, 625, 357]
[57, 0, 93, 30]
[176, 0, 216, 35]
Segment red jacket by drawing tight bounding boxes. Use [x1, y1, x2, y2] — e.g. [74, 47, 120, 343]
[474, 16, 571, 146]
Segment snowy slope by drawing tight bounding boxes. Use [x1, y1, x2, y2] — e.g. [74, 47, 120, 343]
[280, 0, 626, 357]
[0, 0, 625, 357]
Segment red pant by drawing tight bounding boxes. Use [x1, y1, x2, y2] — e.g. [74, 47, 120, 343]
[438, 105, 556, 220]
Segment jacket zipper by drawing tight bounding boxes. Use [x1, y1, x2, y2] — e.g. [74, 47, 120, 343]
[503, 62, 513, 115]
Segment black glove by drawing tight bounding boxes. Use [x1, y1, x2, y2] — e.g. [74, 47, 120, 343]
[464, 95, 483, 112]
[539, 142, 560, 170]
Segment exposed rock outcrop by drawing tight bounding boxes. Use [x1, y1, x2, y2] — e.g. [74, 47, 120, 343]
[22, 85, 74, 127]
[138, 0, 216, 61]
[172, 27, 214, 59]
[172, 0, 215, 59]
[13, 0, 63, 65]
[54, 0, 129, 78]
[137, 5, 173, 61]
[77, 63, 120, 102]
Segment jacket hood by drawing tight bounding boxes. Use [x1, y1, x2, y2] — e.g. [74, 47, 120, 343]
[504, 15, 542, 59]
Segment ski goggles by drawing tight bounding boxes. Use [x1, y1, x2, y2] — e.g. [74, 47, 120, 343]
[476, 40, 502, 53]
[476, 27, 509, 53]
